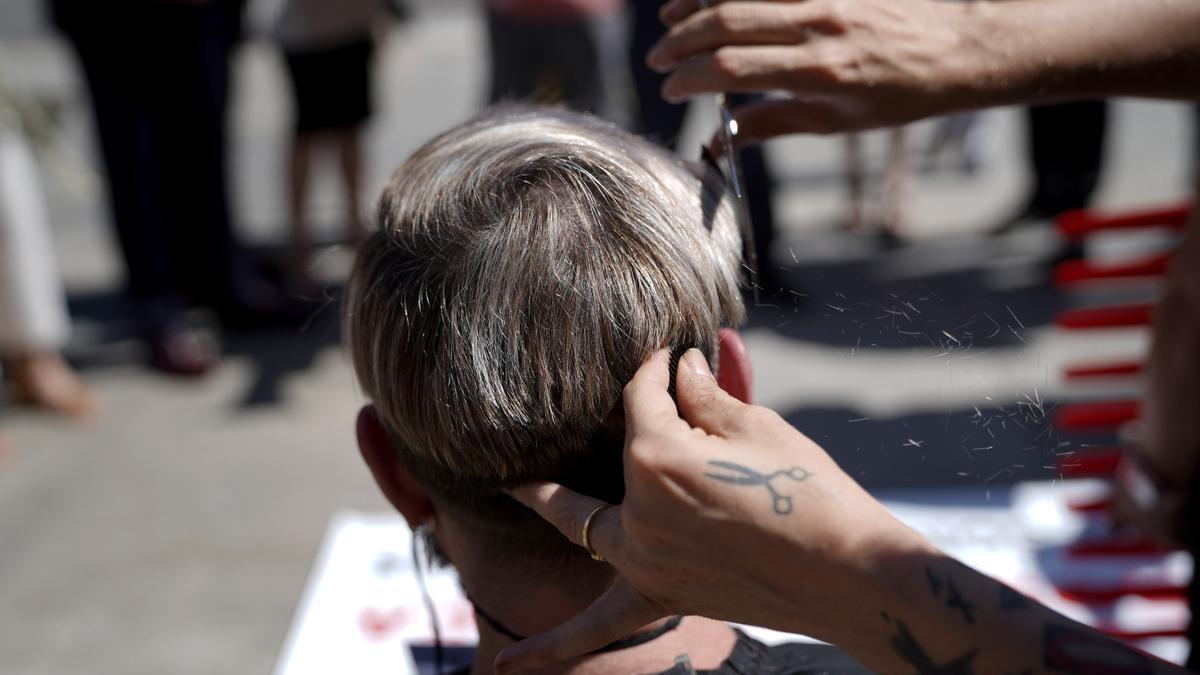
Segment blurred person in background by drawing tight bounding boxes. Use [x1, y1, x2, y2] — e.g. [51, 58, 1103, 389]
[843, 128, 908, 243]
[628, 0, 789, 300]
[272, 0, 383, 290]
[49, 0, 289, 377]
[1000, 100, 1109, 231]
[924, 113, 984, 174]
[0, 77, 93, 419]
[485, 0, 625, 117]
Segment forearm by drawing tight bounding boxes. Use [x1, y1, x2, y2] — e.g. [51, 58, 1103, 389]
[951, 0, 1200, 108]
[828, 548, 1187, 674]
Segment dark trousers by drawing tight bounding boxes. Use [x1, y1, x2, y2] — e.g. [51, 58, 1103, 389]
[1026, 100, 1108, 216]
[56, 1, 241, 327]
[630, 0, 777, 278]
[486, 9, 609, 115]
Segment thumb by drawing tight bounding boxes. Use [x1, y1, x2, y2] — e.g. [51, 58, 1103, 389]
[493, 581, 665, 674]
[728, 98, 849, 143]
[675, 348, 748, 437]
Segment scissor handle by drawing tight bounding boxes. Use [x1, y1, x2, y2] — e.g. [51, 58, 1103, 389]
[783, 467, 812, 482]
[772, 493, 794, 516]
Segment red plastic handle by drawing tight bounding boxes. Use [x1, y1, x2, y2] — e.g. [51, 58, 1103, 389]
[1057, 203, 1191, 241]
[1056, 401, 1139, 433]
[1054, 252, 1171, 286]
[1056, 304, 1154, 330]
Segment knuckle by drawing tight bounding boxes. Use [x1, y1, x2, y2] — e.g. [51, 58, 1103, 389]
[822, 0, 852, 28]
[711, 4, 741, 35]
[627, 435, 662, 464]
[739, 405, 780, 431]
[710, 47, 741, 77]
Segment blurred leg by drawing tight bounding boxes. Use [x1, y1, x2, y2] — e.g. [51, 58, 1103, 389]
[882, 127, 908, 235]
[337, 129, 368, 245]
[288, 134, 314, 282]
[487, 9, 541, 105]
[630, 0, 687, 145]
[156, 1, 238, 310]
[552, 15, 609, 116]
[70, 37, 183, 328]
[844, 134, 866, 231]
[61, 5, 221, 375]
[1026, 100, 1108, 216]
[0, 125, 93, 416]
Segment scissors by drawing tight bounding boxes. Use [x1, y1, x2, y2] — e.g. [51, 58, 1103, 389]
[697, 0, 760, 303]
[704, 460, 812, 515]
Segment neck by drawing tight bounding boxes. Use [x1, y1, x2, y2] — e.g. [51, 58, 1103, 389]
[461, 570, 737, 675]
[436, 518, 737, 674]
[471, 613, 736, 675]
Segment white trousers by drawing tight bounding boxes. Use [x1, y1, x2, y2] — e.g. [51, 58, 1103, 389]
[0, 125, 69, 353]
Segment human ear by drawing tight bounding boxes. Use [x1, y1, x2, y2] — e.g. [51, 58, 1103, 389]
[715, 327, 752, 404]
[355, 405, 435, 528]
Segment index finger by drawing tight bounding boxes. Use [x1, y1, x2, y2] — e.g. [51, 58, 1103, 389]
[660, 0, 798, 26]
[649, 2, 819, 71]
[622, 349, 688, 437]
[509, 482, 625, 563]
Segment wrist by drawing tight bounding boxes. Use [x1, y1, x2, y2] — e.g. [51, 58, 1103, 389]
[939, 1, 1023, 112]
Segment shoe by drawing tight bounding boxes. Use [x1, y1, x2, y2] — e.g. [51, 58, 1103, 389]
[147, 322, 219, 377]
[991, 203, 1056, 237]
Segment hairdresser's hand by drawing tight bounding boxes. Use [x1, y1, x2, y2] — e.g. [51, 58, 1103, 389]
[648, 0, 1200, 143]
[495, 348, 931, 673]
[646, 0, 975, 138]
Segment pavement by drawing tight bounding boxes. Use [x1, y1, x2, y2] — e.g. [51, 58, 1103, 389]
[0, 1, 1195, 674]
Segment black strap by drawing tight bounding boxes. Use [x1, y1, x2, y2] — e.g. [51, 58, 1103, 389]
[469, 595, 684, 654]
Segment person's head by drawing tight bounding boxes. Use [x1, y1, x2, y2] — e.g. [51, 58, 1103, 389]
[347, 106, 750, 586]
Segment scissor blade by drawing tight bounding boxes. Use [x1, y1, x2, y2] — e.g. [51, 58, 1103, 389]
[704, 472, 764, 486]
[704, 460, 766, 485]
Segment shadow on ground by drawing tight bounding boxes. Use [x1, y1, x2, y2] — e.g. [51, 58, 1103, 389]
[62, 283, 344, 411]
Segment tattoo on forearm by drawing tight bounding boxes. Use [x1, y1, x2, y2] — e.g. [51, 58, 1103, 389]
[1043, 624, 1153, 674]
[924, 566, 976, 624]
[882, 611, 979, 675]
[703, 460, 812, 515]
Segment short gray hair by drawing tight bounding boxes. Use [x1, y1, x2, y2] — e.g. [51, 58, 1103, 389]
[346, 106, 743, 553]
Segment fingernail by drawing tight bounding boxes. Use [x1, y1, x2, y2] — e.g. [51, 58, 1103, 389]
[494, 655, 526, 675]
[683, 348, 713, 379]
[660, 82, 682, 103]
[659, 0, 682, 24]
[645, 46, 668, 72]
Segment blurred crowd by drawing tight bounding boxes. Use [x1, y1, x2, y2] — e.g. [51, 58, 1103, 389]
[0, 0, 1194, 433]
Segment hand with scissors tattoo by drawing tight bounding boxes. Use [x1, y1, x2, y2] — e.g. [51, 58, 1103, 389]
[497, 349, 1192, 675]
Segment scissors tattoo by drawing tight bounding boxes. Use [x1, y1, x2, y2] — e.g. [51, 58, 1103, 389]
[704, 460, 813, 515]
